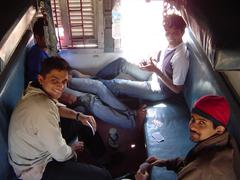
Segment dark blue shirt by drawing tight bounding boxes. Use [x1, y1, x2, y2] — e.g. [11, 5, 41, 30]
[26, 44, 49, 84]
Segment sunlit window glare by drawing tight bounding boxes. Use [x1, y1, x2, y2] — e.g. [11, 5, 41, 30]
[120, 0, 167, 63]
[55, 27, 64, 37]
[131, 144, 136, 148]
[74, 44, 98, 48]
[153, 103, 167, 108]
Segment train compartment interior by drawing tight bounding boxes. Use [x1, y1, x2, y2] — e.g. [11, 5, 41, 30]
[0, 0, 240, 179]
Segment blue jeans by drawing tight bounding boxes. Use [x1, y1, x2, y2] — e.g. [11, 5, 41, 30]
[96, 58, 167, 101]
[68, 78, 129, 112]
[101, 79, 166, 101]
[64, 87, 135, 129]
[96, 57, 152, 81]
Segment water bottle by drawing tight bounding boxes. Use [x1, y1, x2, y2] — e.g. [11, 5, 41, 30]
[112, 1, 121, 39]
[107, 128, 119, 149]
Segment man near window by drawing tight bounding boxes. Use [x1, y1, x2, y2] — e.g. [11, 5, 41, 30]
[93, 14, 189, 101]
[26, 18, 109, 162]
[135, 95, 240, 180]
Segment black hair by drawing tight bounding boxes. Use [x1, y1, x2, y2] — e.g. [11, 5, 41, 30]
[33, 17, 46, 37]
[212, 123, 218, 129]
[212, 122, 225, 129]
[163, 14, 186, 33]
[39, 56, 71, 77]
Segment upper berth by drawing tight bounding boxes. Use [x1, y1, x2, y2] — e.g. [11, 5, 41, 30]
[168, 0, 240, 70]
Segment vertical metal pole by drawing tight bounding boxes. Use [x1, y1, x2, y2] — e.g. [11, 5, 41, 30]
[53, 0, 62, 49]
[66, 0, 73, 47]
[79, 0, 85, 47]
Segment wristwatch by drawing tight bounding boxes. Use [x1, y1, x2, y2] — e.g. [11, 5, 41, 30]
[76, 112, 80, 121]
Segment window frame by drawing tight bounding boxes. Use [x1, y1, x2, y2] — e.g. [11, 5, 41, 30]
[51, 0, 103, 49]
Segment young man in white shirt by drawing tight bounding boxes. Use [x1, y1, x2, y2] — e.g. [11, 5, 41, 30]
[98, 14, 189, 101]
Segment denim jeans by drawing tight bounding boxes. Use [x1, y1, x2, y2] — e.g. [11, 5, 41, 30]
[68, 58, 151, 110]
[68, 78, 129, 112]
[96, 57, 152, 81]
[64, 87, 135, 129]
[96, 58, 167, 101]
[101, 79, 166, 101]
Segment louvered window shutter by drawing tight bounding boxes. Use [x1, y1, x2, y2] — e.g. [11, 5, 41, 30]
[51, 0, 97, 48]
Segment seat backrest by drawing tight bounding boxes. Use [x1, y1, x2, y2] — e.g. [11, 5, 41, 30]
[0, 30, 32, 180]
[184, 31, 240, 145]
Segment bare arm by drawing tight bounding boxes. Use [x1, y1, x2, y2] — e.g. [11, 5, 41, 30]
[138, 155, 183, 174]
[59, 106, 78, 120]
[139, 59, 183, 94]
[58, 106, 97, 132]
[135, 170, 149, 180]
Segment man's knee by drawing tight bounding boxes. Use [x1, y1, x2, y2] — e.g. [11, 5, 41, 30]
[98, 168, 112, 180]
[114, 57, 127, 65]
[89, 166, 112, 180]
[77, 93, 96, 107]
[94, 81, 107, 92]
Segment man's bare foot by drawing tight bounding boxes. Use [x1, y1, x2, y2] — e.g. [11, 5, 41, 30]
[136, 104, 147, 131]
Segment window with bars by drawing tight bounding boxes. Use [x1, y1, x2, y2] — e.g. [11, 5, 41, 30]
[51, 0, 97, 48]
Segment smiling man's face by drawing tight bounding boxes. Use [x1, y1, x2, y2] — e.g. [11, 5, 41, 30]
[38, 69, 69, 100]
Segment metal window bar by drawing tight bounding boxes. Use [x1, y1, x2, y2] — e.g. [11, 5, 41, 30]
[67, 0, 95, 48]
[51, 0, 96, 48]
[66, 0, 74, 47]
[79, 0, 85, 46]
[52, 0, 62, 49]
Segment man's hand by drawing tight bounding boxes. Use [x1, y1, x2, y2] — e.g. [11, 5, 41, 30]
[139, 58, 159, 73]
[139, 162, 151, 174]
[71, 141, 84, 152]
[139, 57, 182, 94]
[135, 170, 149, 180]
[139, 59, 148, 67]
[78, 113, 97, 133]
[146, 156, 166, 167]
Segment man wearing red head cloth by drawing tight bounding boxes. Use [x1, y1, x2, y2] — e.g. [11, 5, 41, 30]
[136, 95, 240, 180]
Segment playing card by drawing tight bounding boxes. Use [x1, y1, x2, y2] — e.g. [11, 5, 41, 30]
[152, 132, 164, 142]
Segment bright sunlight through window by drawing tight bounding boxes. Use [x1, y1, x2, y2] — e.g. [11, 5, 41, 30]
[120, 0, 167, 63]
